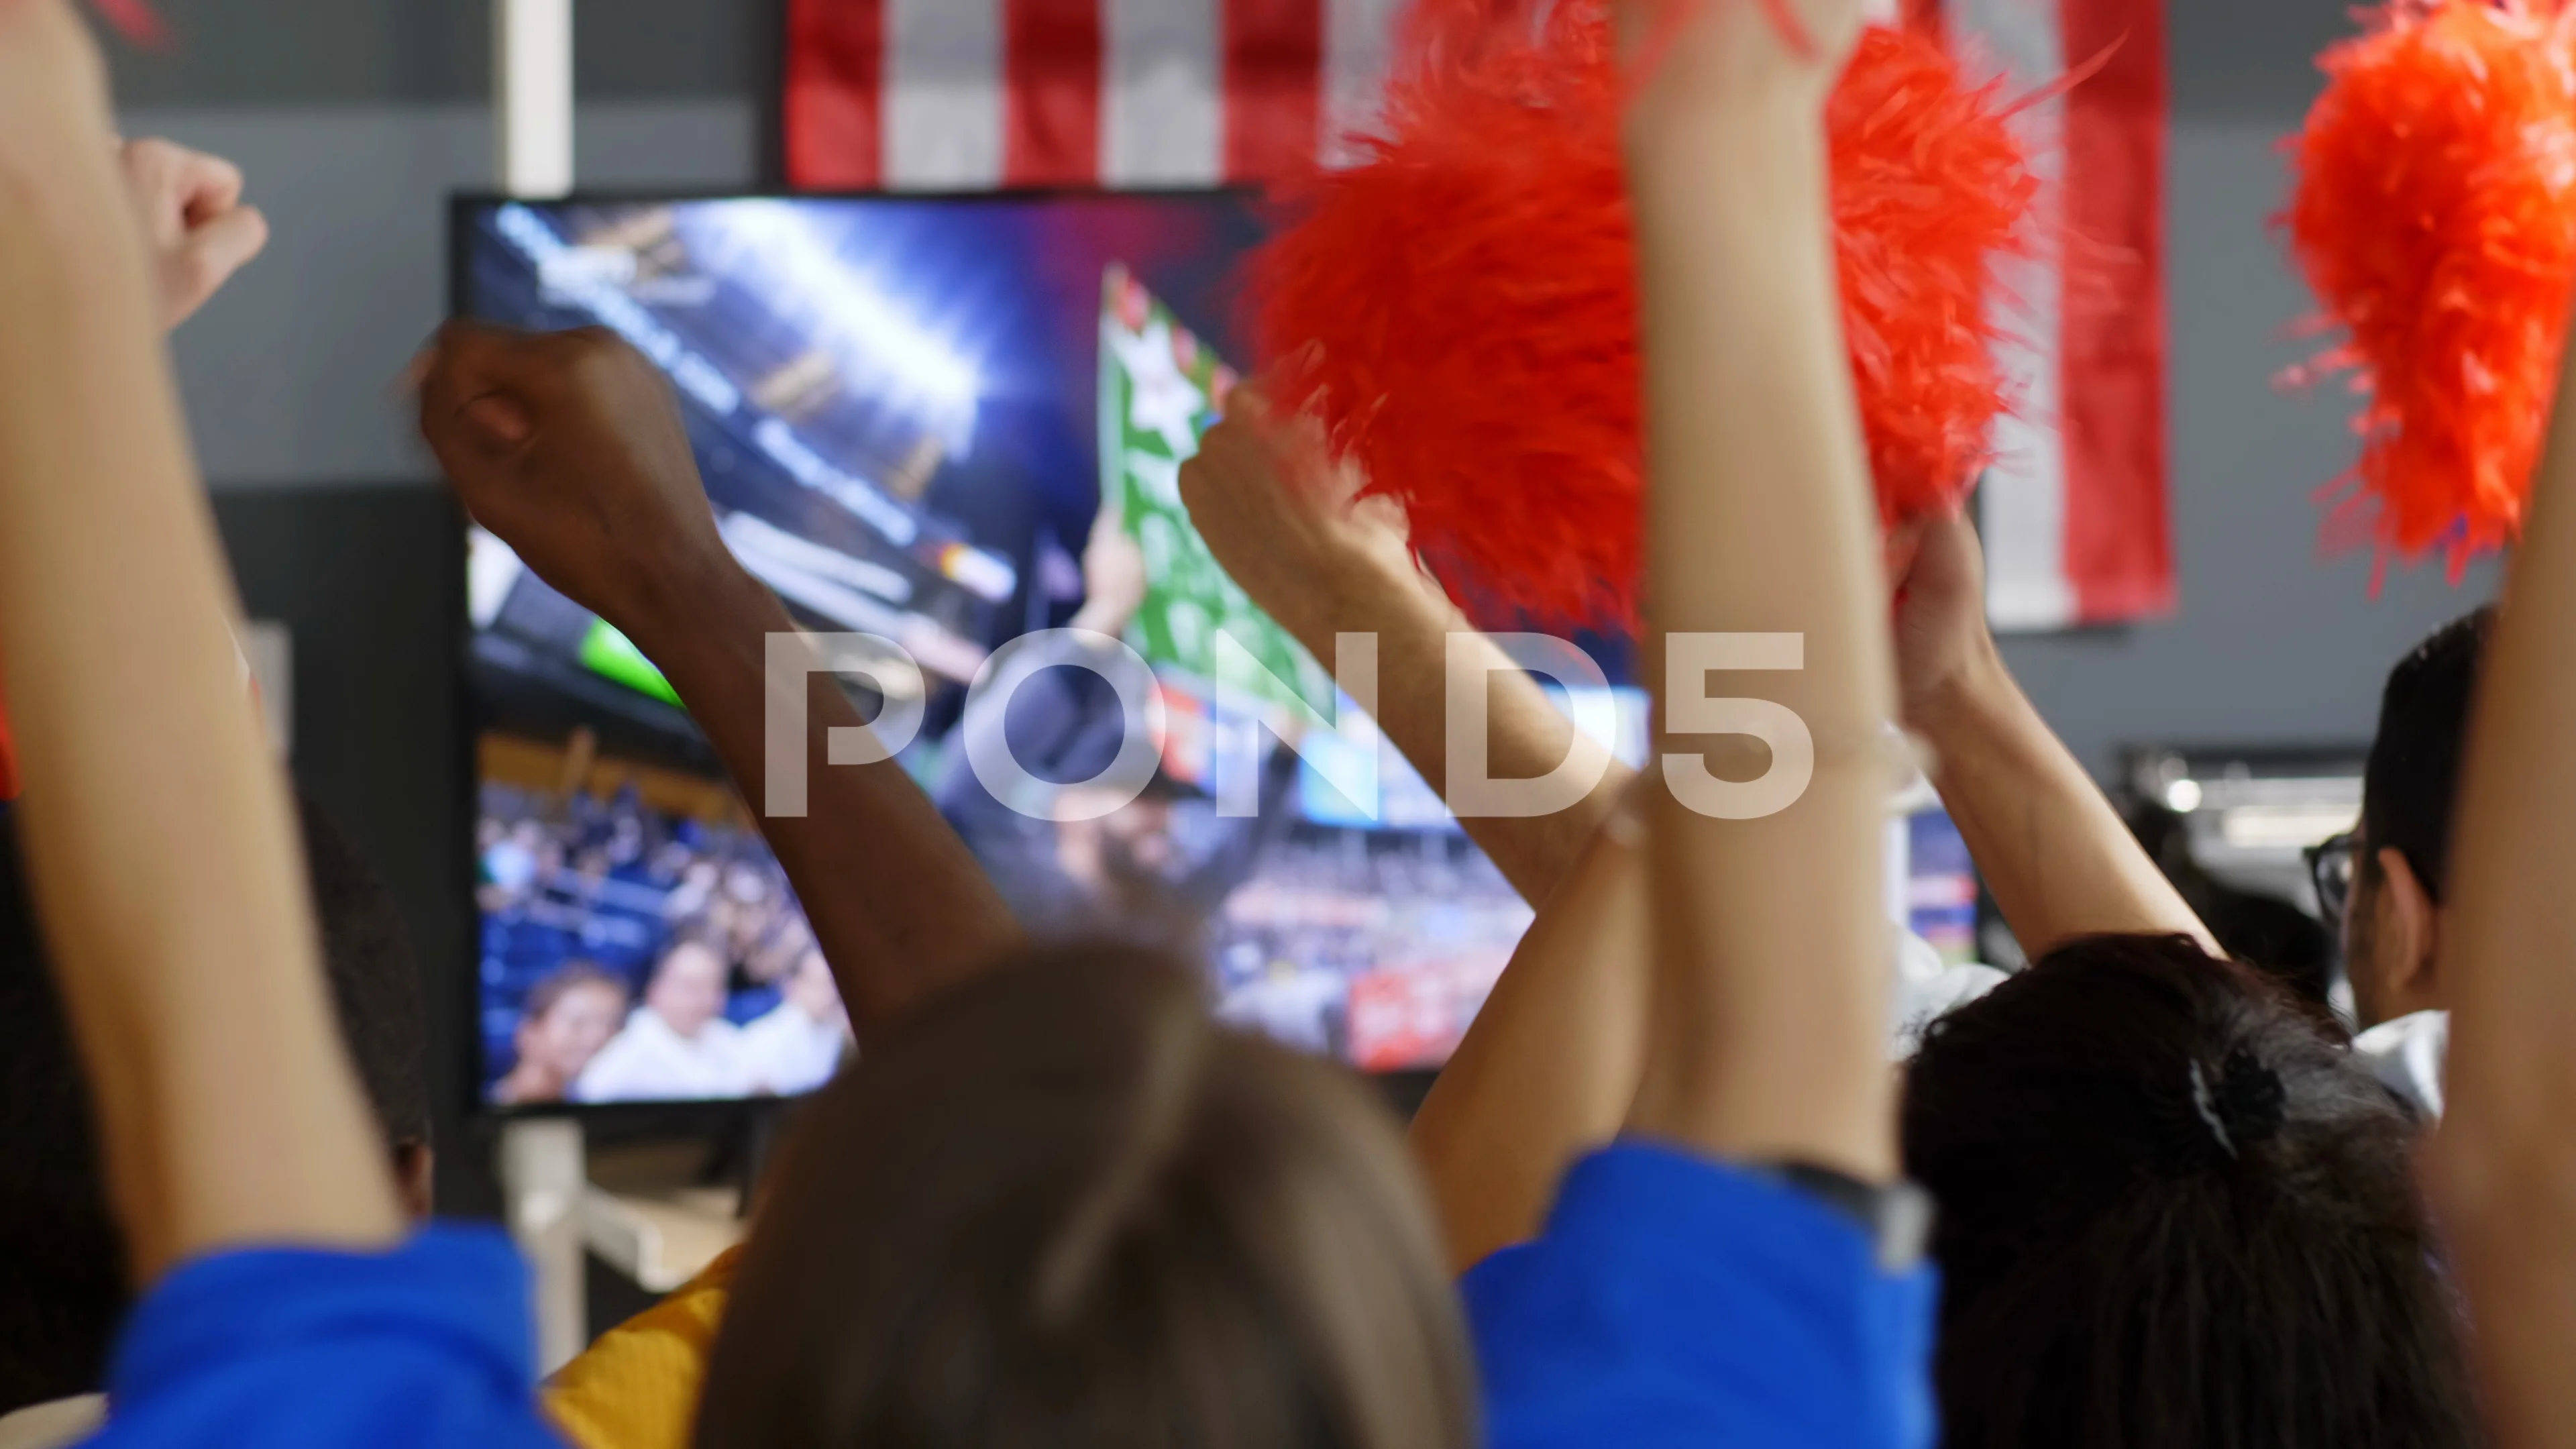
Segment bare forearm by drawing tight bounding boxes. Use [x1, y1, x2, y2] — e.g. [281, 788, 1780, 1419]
[1289, 552, 1634, 902]
[1410, 812, 1647, 1271]
[1918, 644, 2213, 956]
[1621, 75, 1896, 1179]
[621, 561, 1022, 1035]
[2431, 302, 2576, 1448]
[0, 213, 397, 1273]
[1629, 97, 1887, 736]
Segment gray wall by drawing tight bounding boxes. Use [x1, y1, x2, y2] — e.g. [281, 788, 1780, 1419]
[115, 0, 771, 484]
[138, 100, 757, 484]
[1992, 0, 2502, 775]
[1998, 114, 2500, 777]
[125, 0, 2509, 774]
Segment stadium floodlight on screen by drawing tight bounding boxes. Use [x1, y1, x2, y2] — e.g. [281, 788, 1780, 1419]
[451, 189, 1649, 1112]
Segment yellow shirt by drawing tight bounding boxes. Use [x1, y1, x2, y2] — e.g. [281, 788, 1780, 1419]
[543, 1246, 741, 1449]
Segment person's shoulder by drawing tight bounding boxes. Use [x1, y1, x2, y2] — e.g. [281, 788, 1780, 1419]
[1464, 1142, 1937, 1449]
[692, 1019, 757, 1080]
[585, 1016, 653, 1063]
[1890, 929, 2004, 1059]
[545, 1246, 745, 1449]
[734, 1010, 797, 1054]
[2352, 1008, 2449, 1120]
[612, 1011, 689, 1059]
[572, 1025, 655, 1097]
[0, 1394, 103, 1449]
[96, 1228, 558, 1449]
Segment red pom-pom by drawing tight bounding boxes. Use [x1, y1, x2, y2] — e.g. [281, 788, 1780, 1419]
[86, 0, 167, 46]
[2285, 1, 2576, 578]
[1251, 2, 2033, 629]
[1836, 28, 2035, 525]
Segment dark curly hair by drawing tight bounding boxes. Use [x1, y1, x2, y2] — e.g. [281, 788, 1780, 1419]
[1902, 933, 2477, 1449]
[2365, 607, 2491, 906]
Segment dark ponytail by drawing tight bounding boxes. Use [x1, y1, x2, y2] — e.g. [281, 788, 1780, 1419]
[1902, 934, 2477, 1449]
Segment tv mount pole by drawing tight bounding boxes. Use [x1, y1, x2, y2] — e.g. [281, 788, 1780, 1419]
[492, 0, 584, 1377]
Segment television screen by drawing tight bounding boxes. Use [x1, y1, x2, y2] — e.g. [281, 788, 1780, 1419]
[455, 193, 1648, 1108]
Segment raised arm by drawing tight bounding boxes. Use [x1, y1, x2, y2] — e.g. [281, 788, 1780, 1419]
[0, 135, 266, 804]
[1413, 500, 2231, 1267]
[117, 136, 269, 331]
[2424, 301, 2576, 1449]
[1180, 387, 1633, 905]
[417, 323, 1022, 1036]
[1426, 0, 1914, 1271]
[1615, 0, 1896, 1179]
[1896, 508, 2215, 955]
[1178, 393, 1645, 1266]
[0, 0, 398, 1275]
[1410, 800, 1647, 1270]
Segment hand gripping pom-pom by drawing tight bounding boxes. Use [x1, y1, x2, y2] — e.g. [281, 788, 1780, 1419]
[1250, 1, 2035, 629]
[2286, 0, 2576, 580]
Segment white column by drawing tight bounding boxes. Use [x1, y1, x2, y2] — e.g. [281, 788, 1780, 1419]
[492, 0, 587, 1375]
[500, 1117, 588, 1373]
[495, 0, 576, 197]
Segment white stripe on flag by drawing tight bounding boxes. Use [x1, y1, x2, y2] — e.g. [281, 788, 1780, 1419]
[1953, 0, 2076, 631]
[1105, 0, 1225, 184]
[885, 0, 1006, 190]
[1322, 0, 1403, 168]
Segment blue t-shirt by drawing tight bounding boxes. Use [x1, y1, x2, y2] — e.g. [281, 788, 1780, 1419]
[93, 1148, 1932, 1448]
[94, 1226, 560, 1448]
[1464, 1142, 1939, 1449]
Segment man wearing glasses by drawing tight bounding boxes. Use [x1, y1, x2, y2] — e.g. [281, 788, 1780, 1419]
[2308, 608, 2491, 1119]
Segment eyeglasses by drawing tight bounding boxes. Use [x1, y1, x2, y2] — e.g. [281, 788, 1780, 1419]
[2306, 830, 2361, 924]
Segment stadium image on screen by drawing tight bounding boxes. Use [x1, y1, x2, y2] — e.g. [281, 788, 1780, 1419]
[454, 192, 1654, 1108]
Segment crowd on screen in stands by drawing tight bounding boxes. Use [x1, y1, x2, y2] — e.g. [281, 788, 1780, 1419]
[478, 783, 849, 1104]
[15, 5, 2576, 1449]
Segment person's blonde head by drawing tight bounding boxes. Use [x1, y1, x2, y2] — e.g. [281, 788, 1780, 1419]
[694, 943, 1476, 1449]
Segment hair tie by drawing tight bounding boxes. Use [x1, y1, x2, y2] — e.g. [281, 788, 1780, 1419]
[2187, 1048, 2286, 1161]
[2187, 1059, 2234, 1157]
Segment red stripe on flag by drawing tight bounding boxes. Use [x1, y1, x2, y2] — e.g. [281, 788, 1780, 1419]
[2057, 0, 2173, 621]
[1225, 0, 1324, 181]
[1006, 0, 1104, 186]
[786, 0, 886, 189]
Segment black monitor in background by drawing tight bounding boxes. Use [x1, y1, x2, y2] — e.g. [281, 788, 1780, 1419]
[451, 191, 1650, 1113]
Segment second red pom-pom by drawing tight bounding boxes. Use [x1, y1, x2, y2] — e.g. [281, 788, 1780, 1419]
[2286, 0, 2576, 579]
[1250, 0, 2035, 629]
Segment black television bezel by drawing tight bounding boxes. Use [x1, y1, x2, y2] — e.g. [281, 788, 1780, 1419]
[447, 188, 1441, 1124]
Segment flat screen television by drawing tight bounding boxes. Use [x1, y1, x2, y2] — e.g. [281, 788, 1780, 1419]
[451, 191, 1652, 1110]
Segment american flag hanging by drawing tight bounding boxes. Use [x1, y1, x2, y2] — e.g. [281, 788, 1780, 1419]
[785, 0, 1408, 191]
[1922, 0, 2174, 629]
[782, 0, 2174, 631]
